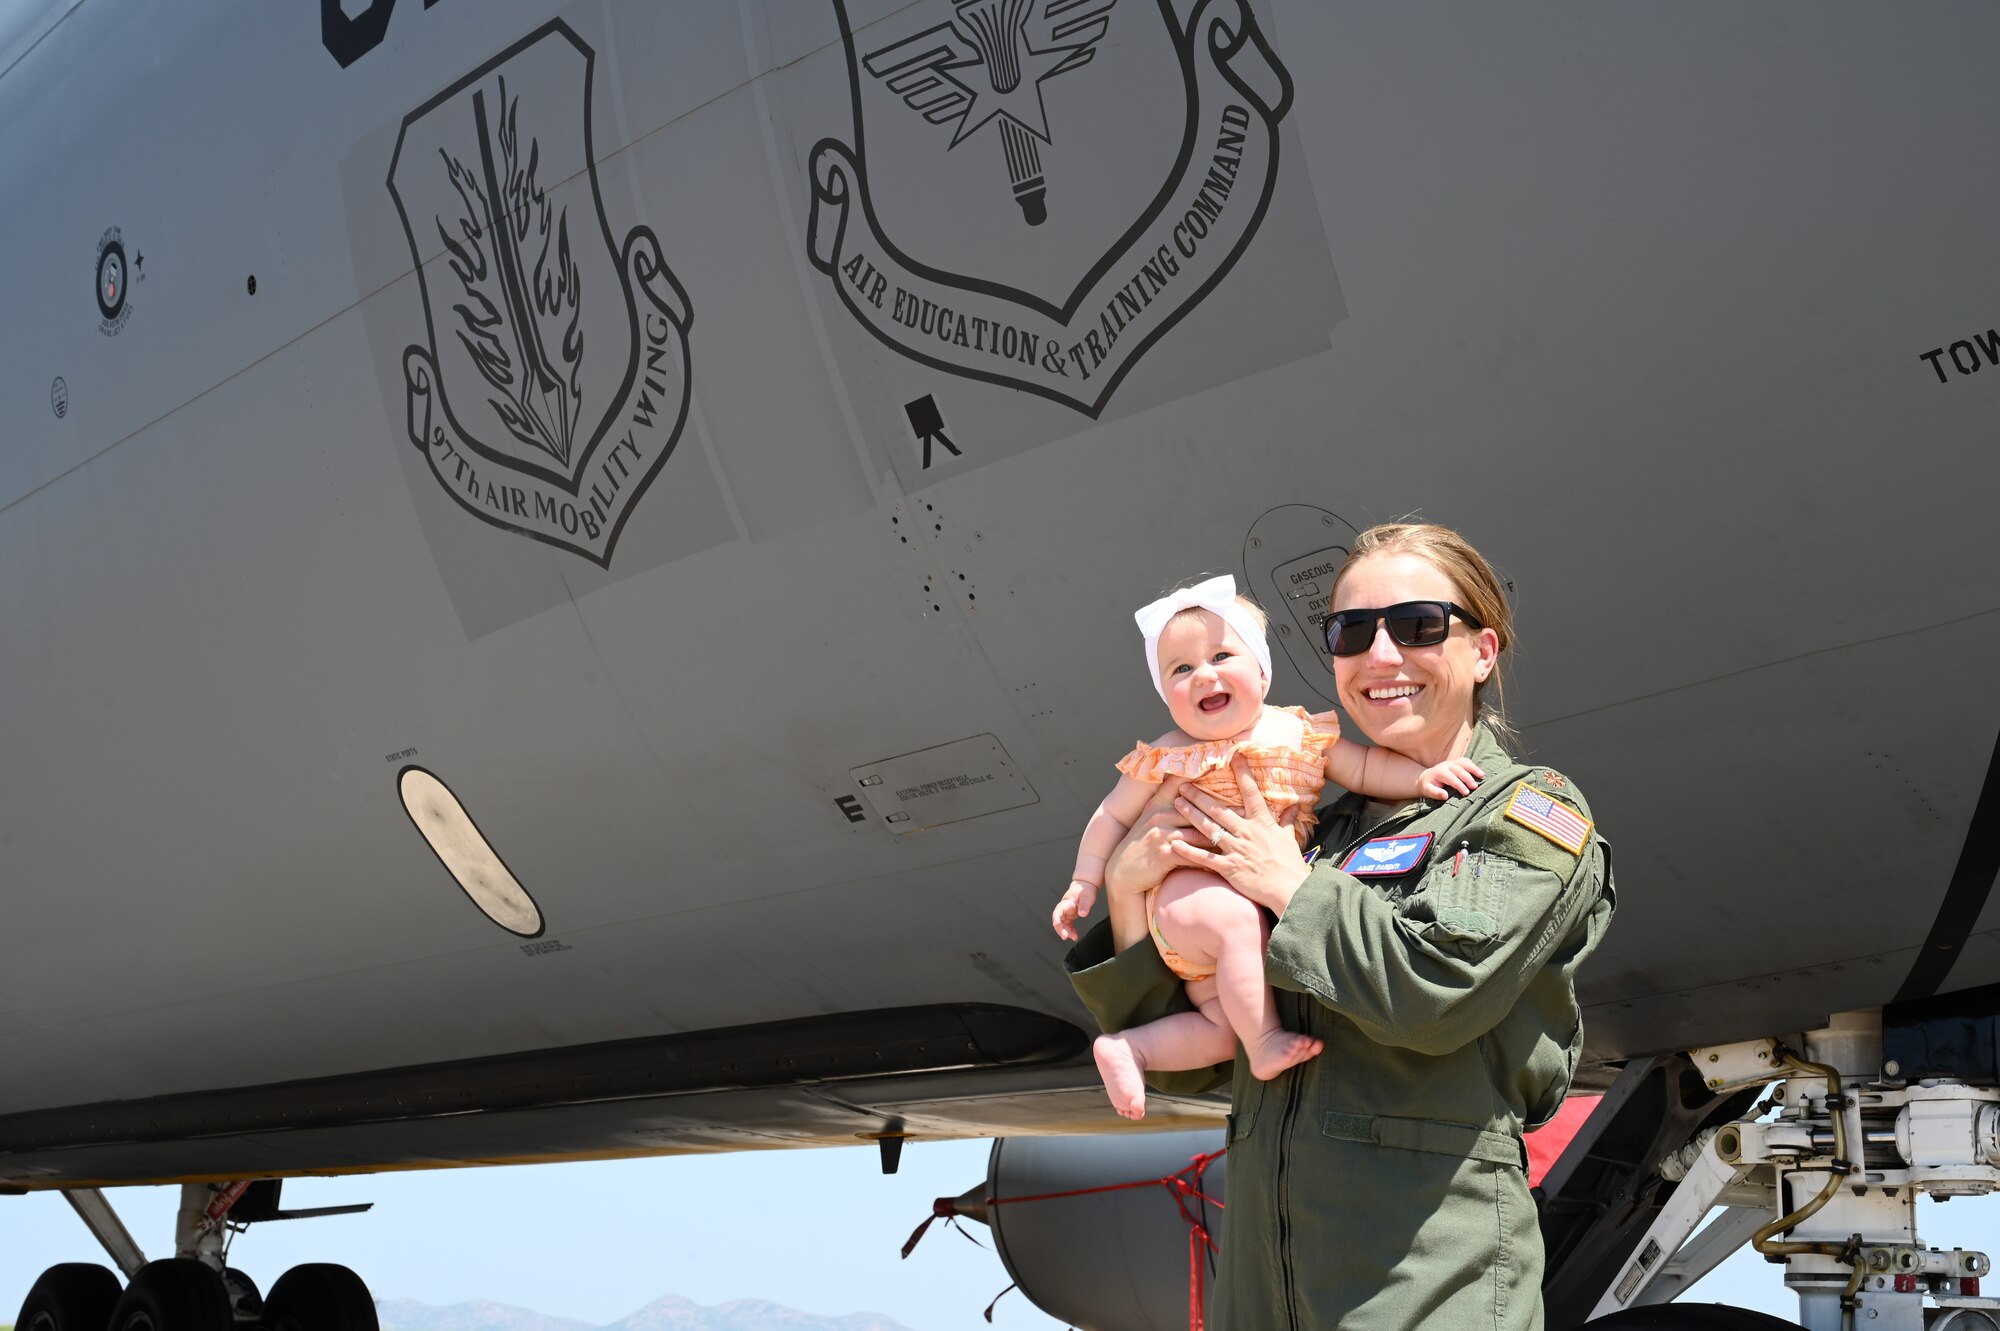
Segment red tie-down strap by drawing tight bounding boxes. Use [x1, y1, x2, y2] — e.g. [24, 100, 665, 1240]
[903, 1149, 1227, 1330]
[899, 1194, 988, 1261]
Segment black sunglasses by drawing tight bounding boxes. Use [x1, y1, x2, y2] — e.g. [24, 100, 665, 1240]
[1323, 601, 1484, 657]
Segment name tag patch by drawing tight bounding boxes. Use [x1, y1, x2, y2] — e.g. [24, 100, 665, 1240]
[1339, 831, 1434, 877]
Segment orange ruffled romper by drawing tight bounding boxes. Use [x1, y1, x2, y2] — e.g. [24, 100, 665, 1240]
[1115, 707, 1342, 982]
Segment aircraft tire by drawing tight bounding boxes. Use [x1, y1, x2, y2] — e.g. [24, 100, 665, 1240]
[262, 1264, 378, 1331]
[1584, 1306, 1801, 1329]
[107, 1259, 230, 1331]
[17, 1262, 122, 1331]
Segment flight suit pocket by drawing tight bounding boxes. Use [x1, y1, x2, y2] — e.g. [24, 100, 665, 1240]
[1322, 1110, 1526, 1170]
[1397, 857, 1507, 963]
[1526, 1017, 1588, 1128]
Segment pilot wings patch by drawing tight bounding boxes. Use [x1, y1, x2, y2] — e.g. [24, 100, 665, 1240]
[1338, 831, 1434, 877]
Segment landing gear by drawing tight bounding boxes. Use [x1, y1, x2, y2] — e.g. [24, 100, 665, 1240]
[106, 1261, 230, 1331]
[16, 1180, 378, 1331]
[16, 1263, 123, 1331]
[1566, 1006, 2000, 1331]
[262, 1265, 379, 1331]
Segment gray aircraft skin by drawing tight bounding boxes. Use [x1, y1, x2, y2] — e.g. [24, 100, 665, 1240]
[3, 0, 1999, 1200]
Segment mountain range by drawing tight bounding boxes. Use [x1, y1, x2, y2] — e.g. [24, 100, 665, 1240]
[376, 1295, 917, 1331]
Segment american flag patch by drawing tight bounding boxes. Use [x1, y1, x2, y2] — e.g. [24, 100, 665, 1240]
[1504, 783, 1592, 855]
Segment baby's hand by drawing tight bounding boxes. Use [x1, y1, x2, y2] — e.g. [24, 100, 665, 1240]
[1419, 757, 1485, 800]
[1053, 880, 1099, 942]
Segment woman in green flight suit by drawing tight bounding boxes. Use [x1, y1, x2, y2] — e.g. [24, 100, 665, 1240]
[1066, 523, 1615, 1331]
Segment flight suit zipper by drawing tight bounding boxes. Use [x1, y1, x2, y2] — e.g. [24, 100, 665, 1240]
[1273, 808, 1385, 1327]
[1273, 800, 1440, 1327]
[1274, 1047, 1306, 1329]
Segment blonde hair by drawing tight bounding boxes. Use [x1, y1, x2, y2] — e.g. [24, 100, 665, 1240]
[1330, 524, 1516, 740]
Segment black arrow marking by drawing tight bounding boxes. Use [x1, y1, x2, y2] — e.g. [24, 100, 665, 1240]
[905, 394, 961, 469]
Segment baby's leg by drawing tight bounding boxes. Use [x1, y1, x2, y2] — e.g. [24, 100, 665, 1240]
[1152, 868, 1323, 1082]
[1093, 980, 1236, 1121]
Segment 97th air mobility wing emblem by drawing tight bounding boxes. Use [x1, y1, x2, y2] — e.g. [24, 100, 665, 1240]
[809, 0, 1295, 416]
[390, 21, 693, 567]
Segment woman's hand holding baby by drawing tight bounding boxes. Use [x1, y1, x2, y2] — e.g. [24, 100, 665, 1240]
[1082, 779, 1203, 952]
[1103, 779, 1202, 894]
[1053, 781, 1206, 944]
[1170, 756, 1311, 918]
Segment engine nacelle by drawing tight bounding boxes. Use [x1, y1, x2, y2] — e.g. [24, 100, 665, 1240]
[961, 1106, 1598, 1328]
[954, 1130, 1228, 1331]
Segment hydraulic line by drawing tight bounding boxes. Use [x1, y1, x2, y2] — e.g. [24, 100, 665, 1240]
[1751, 1050, 1866, 1328]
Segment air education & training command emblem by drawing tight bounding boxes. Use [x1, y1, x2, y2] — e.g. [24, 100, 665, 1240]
[809, 0, 1295, 417]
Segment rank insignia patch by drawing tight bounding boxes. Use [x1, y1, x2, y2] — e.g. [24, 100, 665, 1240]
[1339, 831, 1434, 877]
[1504, 784, 1592, 856]
[1539, 770, 1566, 789]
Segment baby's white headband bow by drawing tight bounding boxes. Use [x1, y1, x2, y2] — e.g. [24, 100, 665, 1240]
[1134, 575, 1272, 702]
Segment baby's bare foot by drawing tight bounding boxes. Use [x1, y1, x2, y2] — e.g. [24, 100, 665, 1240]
[1247, 1029, 1323, 1082]
[1093, 1033, 1150, 1120]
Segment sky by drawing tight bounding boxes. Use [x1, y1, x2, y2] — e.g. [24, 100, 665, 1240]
[9, 1141, 2000, 1328]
